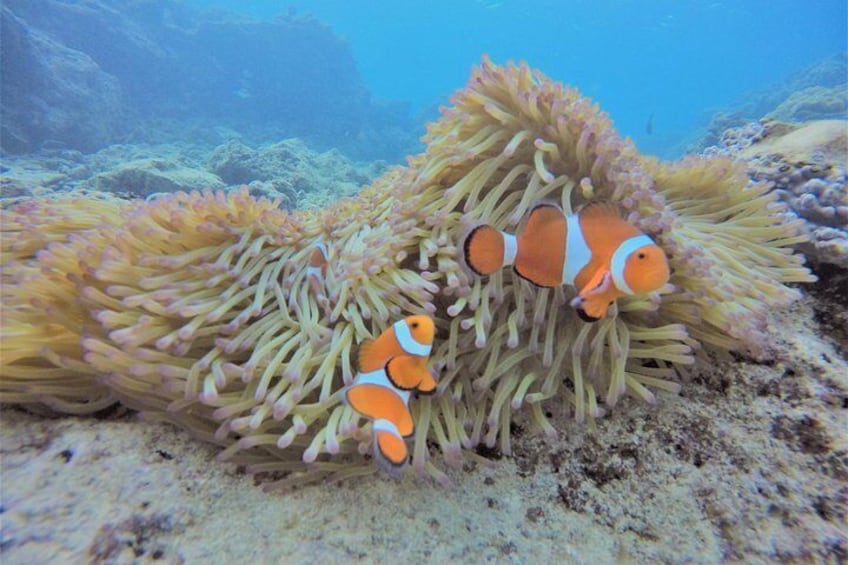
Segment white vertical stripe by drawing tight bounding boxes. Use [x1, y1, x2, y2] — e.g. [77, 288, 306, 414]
[372, 418, 402, 438]
[502, 232, 517, 267]
[562, 214, 592, 286]
[393, 319, 431, 357]
[609, 235, 654, 295]
[353, 368, 391, 387]
[353, 369, 411, 405]
[314, 240, 328, 258]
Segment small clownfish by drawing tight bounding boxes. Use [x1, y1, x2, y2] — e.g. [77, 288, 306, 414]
[463, 201, 670, 321]
[357, 315, 437, 394]
[306, 239, 329, 298]
[345, 315, 437, 472]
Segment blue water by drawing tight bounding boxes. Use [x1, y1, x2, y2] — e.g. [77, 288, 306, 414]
[189, 0, 847, 157]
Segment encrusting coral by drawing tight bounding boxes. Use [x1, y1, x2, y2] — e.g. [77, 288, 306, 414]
[711, 119, 848, 268]
[0, 58, 815, 488]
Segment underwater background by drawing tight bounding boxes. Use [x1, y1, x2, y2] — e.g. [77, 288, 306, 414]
[190, 0, 848, 158]
[1, 1, 847, 563]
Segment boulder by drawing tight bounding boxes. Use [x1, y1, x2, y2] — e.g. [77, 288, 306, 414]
[1, 1, 417, 158]
[0, 7, 126, 153]
[88, 158, 225, 198]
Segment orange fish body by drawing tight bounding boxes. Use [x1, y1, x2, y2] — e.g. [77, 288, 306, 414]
[345, 370, 414, 469]
[463, 202, 670, 321]
[345, 315, 437, 472]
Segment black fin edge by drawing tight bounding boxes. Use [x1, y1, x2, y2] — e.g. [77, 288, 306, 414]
[384, 357, 417, 391]
[463, 224, 490, 277]
[575, 307, 602, 323]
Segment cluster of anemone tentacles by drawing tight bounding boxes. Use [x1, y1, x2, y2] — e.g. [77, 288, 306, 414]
[0, 58, 813, 488]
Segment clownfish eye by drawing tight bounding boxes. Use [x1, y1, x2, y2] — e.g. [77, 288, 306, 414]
[638, 252, 646, 259]
[411, 322, 419, 329]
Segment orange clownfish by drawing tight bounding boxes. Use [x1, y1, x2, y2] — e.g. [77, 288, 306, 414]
[463, 202, 670, 321]
[357, 315, 437, 394]
[306, 239, 329, 298]
[345, 315, 437, 472]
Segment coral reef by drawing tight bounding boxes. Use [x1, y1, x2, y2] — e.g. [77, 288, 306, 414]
[708, 119, 848, 267]
[0, 136, 383, 211]
[0, 59, 814, 487]
[89, 158, 226, 198]
[685, 52, 847, 155]
[0, 6, 126, 153]
[766, 86, 848, 122]
[1, 0, 419, 159]
[207, 139, 386, 209]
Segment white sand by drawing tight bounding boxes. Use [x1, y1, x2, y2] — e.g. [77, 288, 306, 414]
[2, 296, 845, 564]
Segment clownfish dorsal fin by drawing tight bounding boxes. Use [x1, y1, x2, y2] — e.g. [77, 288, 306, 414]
[357, 337, 377, 372]
[577, 201, 642, 259]
[577, 201, 622, 221]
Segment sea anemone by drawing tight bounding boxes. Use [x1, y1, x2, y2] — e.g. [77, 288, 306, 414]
[0, 58, 814, 487]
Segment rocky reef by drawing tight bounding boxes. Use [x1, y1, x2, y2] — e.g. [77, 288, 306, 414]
[690, 52, 847, 154]
[0, 5, 126, 153]
[0, 136, 384, 210]
[0, 0, 419, 160]
[709, 119, 847, 268]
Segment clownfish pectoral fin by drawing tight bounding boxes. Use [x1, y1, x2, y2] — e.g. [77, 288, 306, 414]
[570, 270, 617, 321]
[416, 368, 438, 395]
[463, 224, 516, 276]
[357, 315, 435, 373]
[372, 419, 409, 472]
[574, 307, 603, 323]
[385, 356, 436, 394]
[579, 268, 613, 298]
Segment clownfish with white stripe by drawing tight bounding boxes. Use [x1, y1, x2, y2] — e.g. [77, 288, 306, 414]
[306, 239, 329, 299]
[463, 201, 670, 322]
[345, 315, 437, 472]
[357, 315, 437, 394]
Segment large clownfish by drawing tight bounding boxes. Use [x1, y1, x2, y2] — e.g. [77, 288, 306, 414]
[345, 315, 437, 472]
[463, 201, 670, 321]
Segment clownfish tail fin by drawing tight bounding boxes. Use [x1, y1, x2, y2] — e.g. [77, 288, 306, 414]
[463, 224, 515, 276]
[372, 419, 409, 474]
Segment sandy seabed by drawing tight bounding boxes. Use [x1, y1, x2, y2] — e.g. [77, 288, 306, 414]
[1, 293, 846, 564]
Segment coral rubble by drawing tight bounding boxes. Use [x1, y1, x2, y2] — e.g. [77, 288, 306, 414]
[0, 59, 815, 486]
